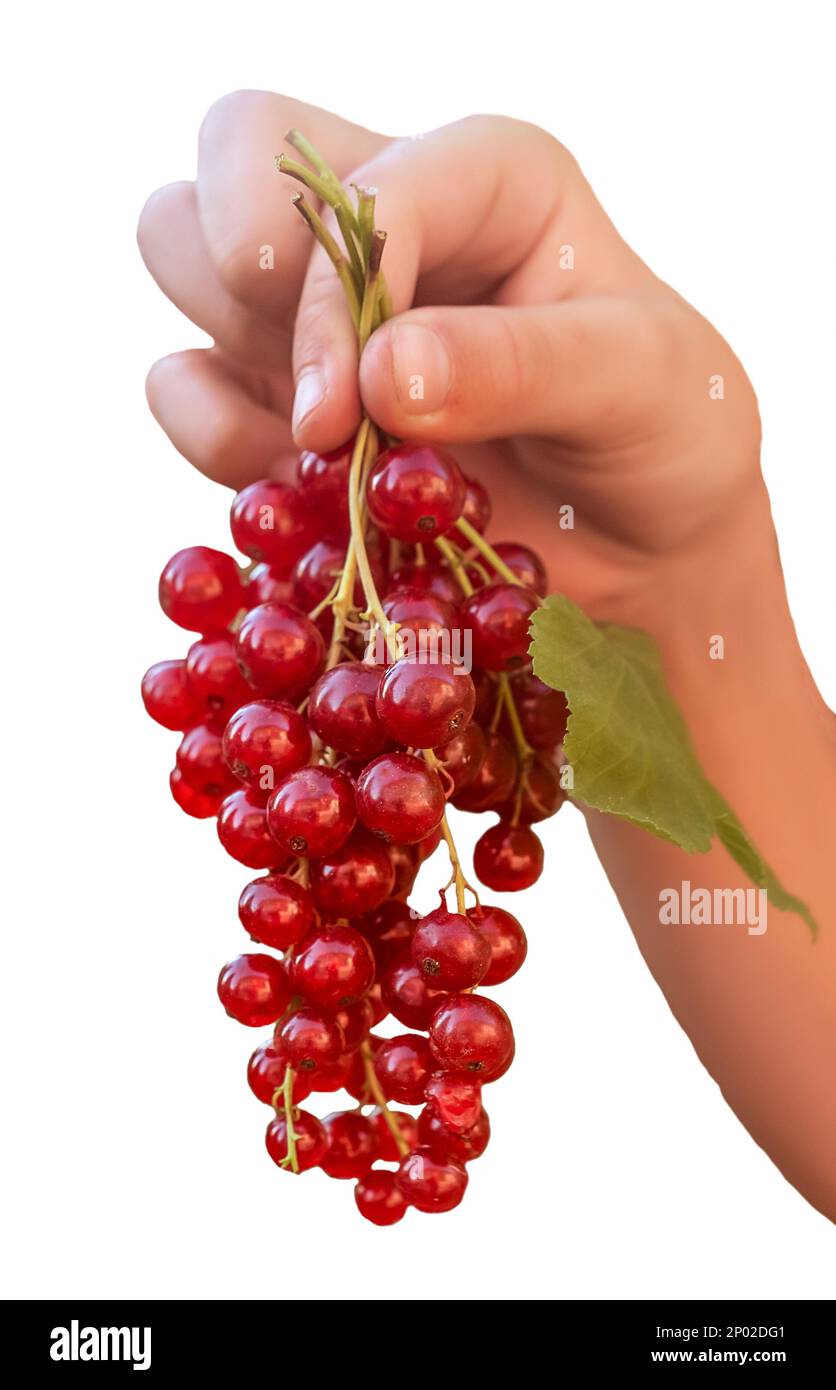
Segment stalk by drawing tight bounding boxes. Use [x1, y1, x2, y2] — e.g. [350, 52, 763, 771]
[361, 1041, 408, 1157]
[455, 516, 524, 585]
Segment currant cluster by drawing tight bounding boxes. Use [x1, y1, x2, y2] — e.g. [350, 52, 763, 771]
[141, 133, 567, 1223]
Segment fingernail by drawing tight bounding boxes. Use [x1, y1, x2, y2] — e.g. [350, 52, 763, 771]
[292, 368, 326, 433]
[390, 323, 451, 413]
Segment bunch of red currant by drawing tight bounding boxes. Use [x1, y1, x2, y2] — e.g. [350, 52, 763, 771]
[141, 135, 567, 1223]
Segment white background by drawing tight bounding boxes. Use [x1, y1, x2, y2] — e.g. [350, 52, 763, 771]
[2, 0, 834, 1300]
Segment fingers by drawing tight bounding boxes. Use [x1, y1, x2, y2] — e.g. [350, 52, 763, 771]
[145, 350, 296, 489]
[357, 298, 668, 445]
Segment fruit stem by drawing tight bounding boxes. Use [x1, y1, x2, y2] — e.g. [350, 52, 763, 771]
[455, 517, 523, 585]
[279, 1064, 301, 1174]
[361, 1041, 409, 1157]
[498, 673, 535, 760]
[434, 536, 474, 596]
[326, 538, 359, 669]
[290, 194, 361, 328]
[424, 748, 476, 914]
[358, 230, 386, 351]
[348, 420, 401, 661]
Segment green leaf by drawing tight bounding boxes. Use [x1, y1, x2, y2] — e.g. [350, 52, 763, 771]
[530, 593, 817, 936]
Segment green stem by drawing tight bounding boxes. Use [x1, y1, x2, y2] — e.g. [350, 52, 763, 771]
[290, 195, 361, 327]
[280, 1065, 300, 1174]
[498, 672, 535, 760]
[348, 420, 400, 660]
[361, 1041, 409, 1156]
[456, 516, 523, 585]
[435, 536, 474, 596]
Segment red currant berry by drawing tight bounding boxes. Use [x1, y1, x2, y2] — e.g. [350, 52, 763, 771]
[468, 906, 527, 985]
[354, 1170, 409, 1225]
[492, 541, 548, 596]
[376, 656, 475, 749]
[291, 925, 375, 1008]
[239, 873, 313, 949]
[331, 997, 375, 1051]
[381, 587, 460, 647]
[267, 766, 356, 858]
[452, 731, 517, 812]
[185, 637, 252, 726]
[473, 821, 544, 891]
[217, 788, 285, 869]
[297, 442, 352, 531]
[462, 582, 539, 670]
[230, 479, 316, 570]
[169, 767, 225, 818]
[159, 546, 243, 633]
[235, 602, 325, 697]
[176, 723, 237, 797]
[382, 953, 447, 1030]
[247, 1040, 313, 1105]
[308, 663, 388, 760]
[389, 561, 461, 606]
[320, 1111, 379, 1179]
[461, 476, 492, 534]
[359, 900, 418, 969]
[417, 1105, 491, 1162]
[222, 699, 312, 795]
[367, 442, 466, 542]
[374, 1034, 434, 1104]
[386, 842, 420, 901]
[424, 1073, 482, 1132]
[141, 660, 201, 731]
[245, 563, 293, 608]
[498, 756, 565, 824]
[307, 1051, 356, 1093]
[429, 994, 515, 1081]
[411, 907, 491, 991]
[365, 982, 389, 1028]
[290, 539, 344, 610]
[372, 1108, 419, 1161]
[309, 830, 395, 916]
[416, 824, 443, 862]
[510, 672, 569, 750]
[396, 1147, 468, 1213]
[435, 723, 486, 792]
[265, 1110, 327, 1172]
[217, 953, 291, 1027]
[355, 752, 445, 845]
[276, 1007, 346, 1073]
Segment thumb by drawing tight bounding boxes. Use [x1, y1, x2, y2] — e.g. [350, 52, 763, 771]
[359, 298, 664, 444]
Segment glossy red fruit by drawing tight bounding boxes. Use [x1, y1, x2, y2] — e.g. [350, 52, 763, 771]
[355, 753, 445, 845]
[491, 541, 548, 596]
[354, 1170, 409, 1225]
[176, 724, 237, 797]
[320, 1111, 379, 1179]
[367, 443, 466, 542]
[416, 824, 443, 862]
[386, 842, 419, 900]
[235, 602, 325, 697]
[245, 563, 294, 609]
[462, 582, 539, 670]
[376, 656, 475, 749]
[247, 1040, 313, 1105]
[381, 587, 460, 648]
[435, 723, 486, 792]
[308, 1051, 356, 1093]
[372, 1108, 419, 1161]
[411, 907, 491, 991]
[499, 756, 565, 824]
[217, 788, 284, 869]
[473, 822, 544, 891]
[222, 699, 312, 795]
[418, 1105, 491, 1162]
[389, 561, 461, 607]
[424, 1074, 482, 1132]
[360, 900, 418, 969]
[382, 954, 447, 1030]
[429, 994, 515, 1081]
[230, 479, 316, 571]
[365, 982, 389, 1028]
[461, 476, 492, 534]
[142, 660, 201, 731]
[276, 1007, 346, 1073]
[331, 997, 375, 1051]
[297, 442, 352, 530]
[290, 539, 344, 610]
[310, 830, 395, 916]
[159, 546, 243, 633]
[238, 874, 314, 950]
[374, 1034, 434, 1104]
[185, 637, 252, 726]
[468, 906, 527, 985]
[169, 767, 225, 819]
[452, 732, 517, 812]
[510, 673, 569, 750]
[217, 953, 291, 1027]
[267, 766, 356, 858]
[291, 925, 375, 1008]
[308, 663, 388, 759]
[265, 1110, 327, 1171]
[396, 1147, 468, 1213]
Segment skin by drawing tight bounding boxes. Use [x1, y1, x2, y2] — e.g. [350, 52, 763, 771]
[138, 92, 836, 1222]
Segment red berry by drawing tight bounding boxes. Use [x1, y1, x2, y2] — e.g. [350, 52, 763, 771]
[141, 659, 201, 731]
[217, 953, 291, 1027]
[175, 723, 237, 797]
[217, 787, 284, 869]
[169, 767, 225, 819]
[238, 873, 314, 950]
[510, 672, 569, 750]
[452, 731, 517, 812]
[374, 1034, 434, 1104]
[290, 539, 344, 610]
[498, 756, 565, 824]
[461, 476, 492, 534]
[308, 663, 388, 759]
[416, 824, 443, 862]
[354, 1170, 408, 1225]
[367, 443, 466, 542]
[265, 1110, 327, 1171]
[389, 561, 460, 606]
[291, 925, 375, 1008]
[382, 953, 447, 1030]
[381, 587, 460, 648]
[307, 1051, 355, 1093]
[365, 982, 389, 1028]
[247, 1040, 313, 1105]
[331, 997, 375, 1051]
[310, 830, 395, 916]
[245, 564, 293, 609]
[297, 442, 352, 531]
[159, 546, 243, 633]
[276, 1007, 346, 1073]
[185, 637, 252, 726]
[473, 822, 544, 891]
[461, 582, 538, 670]
[396, 1147, 468, 1213]
[320, 1111, 379, 1179]
[230, 479, 316, 570]
[386, 842, 420, 900]
[376, 656, 475, 749]
[371, 1108, 419, 1161]
[267, 766, 356, 858]
[360, 900, 418, 969]
[355, 752, 445, 845]
[418, 1105, 491, 1162]
[411, 907, 491, 991]
[429, 994, 515, 1081]
[222, 699, 312, 795]
[492, 541, 548, 596]
[468, 905, 527, 985]
[235, 602, 325, 697]
[435, 723, 486, 792]
[424, 1073, 482, 1132]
